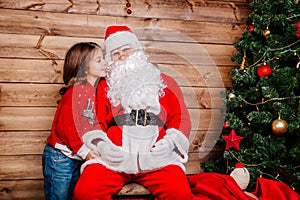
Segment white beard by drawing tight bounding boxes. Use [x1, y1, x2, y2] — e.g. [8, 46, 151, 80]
[107, 50, 166, 113]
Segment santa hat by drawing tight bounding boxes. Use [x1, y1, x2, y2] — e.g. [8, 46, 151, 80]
[230, 162, 250, 190]
[104, 25, 144, 62]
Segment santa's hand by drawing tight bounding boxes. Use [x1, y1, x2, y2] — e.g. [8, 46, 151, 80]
[96, 141, 124, 166]
[151, 138, 175, 158]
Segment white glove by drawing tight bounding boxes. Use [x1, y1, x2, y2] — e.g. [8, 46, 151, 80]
[150, 138, 175, 158]
[96, 141, 124, 166]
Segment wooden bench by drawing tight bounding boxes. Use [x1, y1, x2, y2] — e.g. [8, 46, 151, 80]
[113, 183, 153, 200]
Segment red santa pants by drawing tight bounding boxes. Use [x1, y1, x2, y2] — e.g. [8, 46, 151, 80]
[73, 164, 193, 200]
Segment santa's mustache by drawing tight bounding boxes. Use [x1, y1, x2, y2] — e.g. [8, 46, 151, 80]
[106, 50, 148, 74]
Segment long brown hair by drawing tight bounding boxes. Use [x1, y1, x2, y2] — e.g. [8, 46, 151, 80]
[59, 42, 101, 95]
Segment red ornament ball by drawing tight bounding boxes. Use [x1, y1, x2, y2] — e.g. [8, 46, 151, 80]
[223, 121, 230, 129]
[126, 9, 132, 14]
[295, 21, 300, 37]
[247, 25, 254, 32]
[126, 2, 131, 7]
[257, 64, 272, 77]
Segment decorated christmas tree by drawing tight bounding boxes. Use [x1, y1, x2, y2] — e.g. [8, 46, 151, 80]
[201, 0, 300, 193]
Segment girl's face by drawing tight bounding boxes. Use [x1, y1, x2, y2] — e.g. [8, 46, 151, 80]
[86, 47, 107, 84]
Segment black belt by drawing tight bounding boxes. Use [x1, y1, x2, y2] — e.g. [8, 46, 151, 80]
[109, 109, 164, 127]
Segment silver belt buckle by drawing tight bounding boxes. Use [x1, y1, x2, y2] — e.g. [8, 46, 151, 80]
[135, 109, 147, 126]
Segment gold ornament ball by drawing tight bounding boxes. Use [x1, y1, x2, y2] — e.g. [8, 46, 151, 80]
[272, 119, 288, 134]
[263, 29, 271, 37]
[228, 93, 236, 100]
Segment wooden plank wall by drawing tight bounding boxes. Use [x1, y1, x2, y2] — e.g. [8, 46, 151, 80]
[0, 0, 251, 199]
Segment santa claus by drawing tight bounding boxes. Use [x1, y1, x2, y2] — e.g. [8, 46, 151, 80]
[74, 25, 193, 200]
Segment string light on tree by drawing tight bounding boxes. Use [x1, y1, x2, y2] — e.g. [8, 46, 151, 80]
[295, 52, 300, 68]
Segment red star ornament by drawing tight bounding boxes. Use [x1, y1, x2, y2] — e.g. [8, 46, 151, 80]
[222, 129, 244, 150]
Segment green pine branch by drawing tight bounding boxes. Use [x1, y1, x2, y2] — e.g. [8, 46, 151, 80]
[201, 0, 300, 193]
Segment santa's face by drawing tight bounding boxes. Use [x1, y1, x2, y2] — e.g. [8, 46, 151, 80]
[110, 44, 135, 62]
[106, 50, 165, 112]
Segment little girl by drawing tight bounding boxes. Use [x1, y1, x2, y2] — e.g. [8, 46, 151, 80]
[42, 42, 107, 200]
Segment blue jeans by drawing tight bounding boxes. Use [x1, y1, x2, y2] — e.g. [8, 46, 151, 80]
[42, 144, 82, 200]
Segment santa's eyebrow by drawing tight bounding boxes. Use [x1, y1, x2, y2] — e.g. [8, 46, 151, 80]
[111, 44, 133, 55]
[111, 49, 120, 55]
[119, 44, 132, 50]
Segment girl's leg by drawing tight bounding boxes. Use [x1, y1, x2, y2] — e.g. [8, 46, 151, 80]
[68, 159, 82, 200]
[42, 144, 75, 200]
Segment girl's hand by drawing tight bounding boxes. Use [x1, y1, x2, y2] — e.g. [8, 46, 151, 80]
[86, 150, 100, 160]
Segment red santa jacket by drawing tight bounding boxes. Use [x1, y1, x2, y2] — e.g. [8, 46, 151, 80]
[97, 73, 191, 138]
[82, 73, 191, 173]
